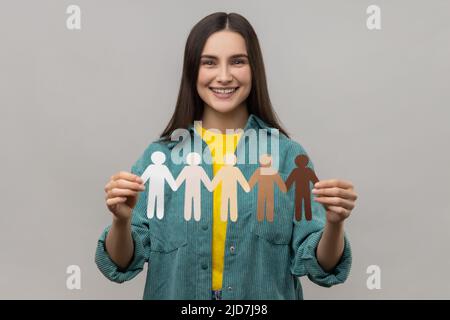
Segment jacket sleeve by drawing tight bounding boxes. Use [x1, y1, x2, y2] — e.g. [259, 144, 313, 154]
[95, 145, 157, 283]
[288, 144, 352, 287]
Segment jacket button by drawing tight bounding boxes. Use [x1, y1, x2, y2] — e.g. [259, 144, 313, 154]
[202, 225, 208, 231]
[227, 286, 233, 292]
[201, 264, 208, 270]
[230, 246, 235, 254]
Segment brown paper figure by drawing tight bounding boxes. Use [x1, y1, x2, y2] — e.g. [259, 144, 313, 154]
[211, 154, 250, 222]
[248, 154, 287, 222]
[175, 152, 212, 222]
[285, 154, 319, 221]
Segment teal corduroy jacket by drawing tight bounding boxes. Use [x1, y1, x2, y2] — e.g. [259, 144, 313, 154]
[95, 114, 352, 299]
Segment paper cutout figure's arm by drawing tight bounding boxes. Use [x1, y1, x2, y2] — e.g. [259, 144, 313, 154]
[236, 170, 250, 193]
[140, 165, 153, 184]
[199, 170, 213, 192]
[210, 170, 222, 191]
[310, 170, 319, 185]
[285, 171, 295, 191]
[274, 173, 287, 193]
[248, 169, 260, 190]
[175, 168, 187, 188]
[163, 167, 178, 191]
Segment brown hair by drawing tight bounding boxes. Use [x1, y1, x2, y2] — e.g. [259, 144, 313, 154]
[160, 12, 289, 139]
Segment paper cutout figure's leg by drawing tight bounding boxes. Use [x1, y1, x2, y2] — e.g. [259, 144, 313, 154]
[266, 190, 274, 222]
[193, 194, 201, 222]
[230, 195, 238, 222]
[220, 194, 229, 222]
[184, 193, 193, 221]
[156, 193, 164, 220]
[221, 193, 232, 222]
[147, 190, 156, 219]
[252, 186, 265, 222]
[304, 194, 312, 221]
[295, 197, 302, 221]
[257, 191, 265, 222]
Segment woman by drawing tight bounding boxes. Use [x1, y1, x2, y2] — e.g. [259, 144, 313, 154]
[97, 12, 358, 300]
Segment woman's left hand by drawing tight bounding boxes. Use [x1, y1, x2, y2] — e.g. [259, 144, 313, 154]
[312, 179, 358, 225]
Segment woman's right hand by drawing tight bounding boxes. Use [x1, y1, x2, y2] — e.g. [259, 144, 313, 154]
[104, 171, 145, 222]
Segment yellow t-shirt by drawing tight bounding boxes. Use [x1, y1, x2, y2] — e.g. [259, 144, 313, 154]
[196, 124, 242, 290]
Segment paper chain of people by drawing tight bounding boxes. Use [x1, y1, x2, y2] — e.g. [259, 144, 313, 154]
[141, 151, 319, 223]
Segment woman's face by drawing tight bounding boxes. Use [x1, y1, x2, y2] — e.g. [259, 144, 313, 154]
[197, 30, 252, 114]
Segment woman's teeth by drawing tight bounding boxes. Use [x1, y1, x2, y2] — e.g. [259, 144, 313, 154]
[210, 87, 238, 94]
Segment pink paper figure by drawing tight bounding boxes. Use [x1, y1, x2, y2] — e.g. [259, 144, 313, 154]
[210, 154, 250, 222]
[285, 154, 319, 221]
[141, 151, 178, 220]
[248, 154, 287, 222]
[175, 152, 213, 221]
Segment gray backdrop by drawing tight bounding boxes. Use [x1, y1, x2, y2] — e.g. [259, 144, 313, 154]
[1, 0, 449, 299]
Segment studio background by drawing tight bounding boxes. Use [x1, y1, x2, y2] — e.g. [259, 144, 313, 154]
[1, 0, 449, 299]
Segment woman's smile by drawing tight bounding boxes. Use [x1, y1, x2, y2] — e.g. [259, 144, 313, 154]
[209, 86, 240, 99]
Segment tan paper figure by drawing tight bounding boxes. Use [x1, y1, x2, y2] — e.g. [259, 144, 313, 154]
[210, 154, 250, 222]
[285, 154, 319, 221]
[248, 154, 287, 222]
[175, 152, 213, 222]
[141, 151, 178, 220]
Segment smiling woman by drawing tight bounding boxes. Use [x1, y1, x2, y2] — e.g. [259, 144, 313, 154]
[97, 11, 357, 301]
[197, 32, 251, 110]
[197, 30, 252, 128]
[159, 12, 289, 137]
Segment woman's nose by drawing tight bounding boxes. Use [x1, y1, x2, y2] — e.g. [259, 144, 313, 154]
[217, 65, 232, 82]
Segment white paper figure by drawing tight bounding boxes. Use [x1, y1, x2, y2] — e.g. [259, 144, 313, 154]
[210, 154, 250, 222]
[175, 152, 212, 221]
[141, 151, 177, 219]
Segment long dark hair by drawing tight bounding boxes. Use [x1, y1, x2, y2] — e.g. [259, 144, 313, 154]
[160, 12, 289, 139]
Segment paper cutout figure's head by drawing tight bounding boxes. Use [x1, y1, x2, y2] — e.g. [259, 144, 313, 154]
[223, 153, 237, 166]
[295, 155, 309, 167]
[151, 151, 166, 165]
[259, 154, 272, 167]
[186, 152, 201, 166]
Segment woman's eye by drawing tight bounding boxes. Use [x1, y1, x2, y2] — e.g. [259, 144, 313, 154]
[233, 59, 245, 65]
[201, 59, 246, 66]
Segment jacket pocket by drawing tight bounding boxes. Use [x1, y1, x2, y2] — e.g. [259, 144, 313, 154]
[250, 172, 294, 245]
[148, 209, 187, 253]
